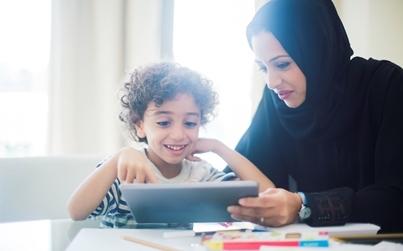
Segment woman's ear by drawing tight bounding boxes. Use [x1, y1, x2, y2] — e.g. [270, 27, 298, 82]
[134, 121, 146, 138]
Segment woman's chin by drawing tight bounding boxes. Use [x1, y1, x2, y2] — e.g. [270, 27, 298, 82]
[285, 99, 305, 108]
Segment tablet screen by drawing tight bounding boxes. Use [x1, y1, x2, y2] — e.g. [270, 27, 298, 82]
[120, 180, 258, 223]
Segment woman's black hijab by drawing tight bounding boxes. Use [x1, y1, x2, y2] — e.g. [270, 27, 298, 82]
[246, 0, 363, 140]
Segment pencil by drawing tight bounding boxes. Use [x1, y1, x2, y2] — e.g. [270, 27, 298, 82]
[332, 233, 403, 245]
[122, 235, 182, 251]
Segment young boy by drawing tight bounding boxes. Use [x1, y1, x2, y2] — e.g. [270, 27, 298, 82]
[68, 62, 274, 228]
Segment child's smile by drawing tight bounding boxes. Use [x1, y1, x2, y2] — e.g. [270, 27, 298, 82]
[164, 144, 188, 152]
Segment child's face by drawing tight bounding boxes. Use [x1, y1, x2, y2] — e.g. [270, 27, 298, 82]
[135, 93, 201, 170]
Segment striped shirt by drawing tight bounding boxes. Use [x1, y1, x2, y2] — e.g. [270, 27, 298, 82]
[89, 149, 235, 228]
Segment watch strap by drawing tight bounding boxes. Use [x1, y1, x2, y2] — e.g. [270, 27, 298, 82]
[297, 192, 310, 222]
[298, 192, 307, 205]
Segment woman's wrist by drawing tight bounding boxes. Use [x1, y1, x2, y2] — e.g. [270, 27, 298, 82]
[292, 192, 303, 222]
[295, 192, 303, 209]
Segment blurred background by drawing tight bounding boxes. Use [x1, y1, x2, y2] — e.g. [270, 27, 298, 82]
[1, 0, 402, 169]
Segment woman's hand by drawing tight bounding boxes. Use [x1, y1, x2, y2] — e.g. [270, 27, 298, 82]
[227, 188, 302, 227]
[116, 147, 157, 184]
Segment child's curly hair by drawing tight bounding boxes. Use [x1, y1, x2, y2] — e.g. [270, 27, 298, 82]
[119, 62, 218, 142]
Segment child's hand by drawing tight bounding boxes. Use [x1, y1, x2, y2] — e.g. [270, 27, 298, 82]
[186, 138, 220, 161]
[116, 147, 158, 184]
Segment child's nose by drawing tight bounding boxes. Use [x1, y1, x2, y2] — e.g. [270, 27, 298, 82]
[170, 126, 185, 140]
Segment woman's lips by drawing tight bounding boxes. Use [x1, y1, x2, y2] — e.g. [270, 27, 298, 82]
[277, 90, 293, 100]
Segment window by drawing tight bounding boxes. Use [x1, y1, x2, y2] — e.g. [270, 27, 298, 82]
[0, 0, 50, 157]
[173, 0, 255, 169]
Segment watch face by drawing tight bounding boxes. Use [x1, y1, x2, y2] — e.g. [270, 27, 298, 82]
[299, 206, 311, 220]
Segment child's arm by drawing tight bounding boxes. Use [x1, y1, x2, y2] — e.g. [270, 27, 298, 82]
[67, 147, 156, 220]
[188, 138, 275, 192]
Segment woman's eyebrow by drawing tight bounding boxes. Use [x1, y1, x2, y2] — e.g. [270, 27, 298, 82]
[255, 55, 289, 66]
[267, 55, 289, 63]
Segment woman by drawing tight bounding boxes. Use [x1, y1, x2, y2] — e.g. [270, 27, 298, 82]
[227, 0, 403, 232]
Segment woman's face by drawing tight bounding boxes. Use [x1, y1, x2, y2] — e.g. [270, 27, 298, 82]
[251, 31, 307, 108]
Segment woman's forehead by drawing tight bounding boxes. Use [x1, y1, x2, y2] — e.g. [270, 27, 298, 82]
[251, 31, 290, 63]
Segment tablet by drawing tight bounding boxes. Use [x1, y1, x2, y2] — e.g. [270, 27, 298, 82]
[120, 180, 258, 223]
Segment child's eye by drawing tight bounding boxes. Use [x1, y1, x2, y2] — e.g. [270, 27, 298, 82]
[184, 121, 198, 128]
[156, 121, 170, 127]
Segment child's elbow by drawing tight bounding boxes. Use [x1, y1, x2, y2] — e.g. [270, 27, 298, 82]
[68, 210, 88, 221]
[69, 212, 87, 221]
[67, 202, 88, 221]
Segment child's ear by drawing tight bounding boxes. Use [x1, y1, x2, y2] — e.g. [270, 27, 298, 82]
[134, 121, 146, 138]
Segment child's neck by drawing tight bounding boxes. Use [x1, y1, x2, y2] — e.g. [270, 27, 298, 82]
[145, 149, 183, 179]
[158, 164, 182, 179]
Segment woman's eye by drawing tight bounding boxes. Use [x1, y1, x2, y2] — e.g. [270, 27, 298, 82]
[156, 121, 170, 127]
[275, 61, 291, 70]
[184, 121, 198, 128]
[257, 64, 267, 73]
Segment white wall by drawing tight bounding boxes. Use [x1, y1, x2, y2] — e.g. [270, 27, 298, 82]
[335, 0, 403, 66]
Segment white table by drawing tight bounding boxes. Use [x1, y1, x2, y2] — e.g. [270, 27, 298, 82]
[0, 219, 100, 251]
[1, 219, 395, 251]
[65, 226, 403, 251]
[0, 219, 204, 251]
[67, 228, 204, 251]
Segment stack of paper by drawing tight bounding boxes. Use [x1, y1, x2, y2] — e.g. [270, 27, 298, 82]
[193, 222, 256, 233]
[271, 223, 380, 237]
[193, 222, 380, 238]
[201, 231, 329, 250]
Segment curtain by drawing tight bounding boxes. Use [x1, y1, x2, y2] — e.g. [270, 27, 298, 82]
[48, 0, 173, 155]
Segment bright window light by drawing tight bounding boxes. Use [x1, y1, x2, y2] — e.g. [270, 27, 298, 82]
[173, 0, 255, 169]
[0, 0, 50, 157]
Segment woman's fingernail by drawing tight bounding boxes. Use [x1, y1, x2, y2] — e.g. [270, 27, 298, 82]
[231, 214, 241, 221]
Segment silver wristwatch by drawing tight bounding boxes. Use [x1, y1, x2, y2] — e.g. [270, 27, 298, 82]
[298, 192, 311, 221]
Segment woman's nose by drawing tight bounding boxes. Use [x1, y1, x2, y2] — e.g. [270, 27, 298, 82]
[265, 70, 281, 90]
